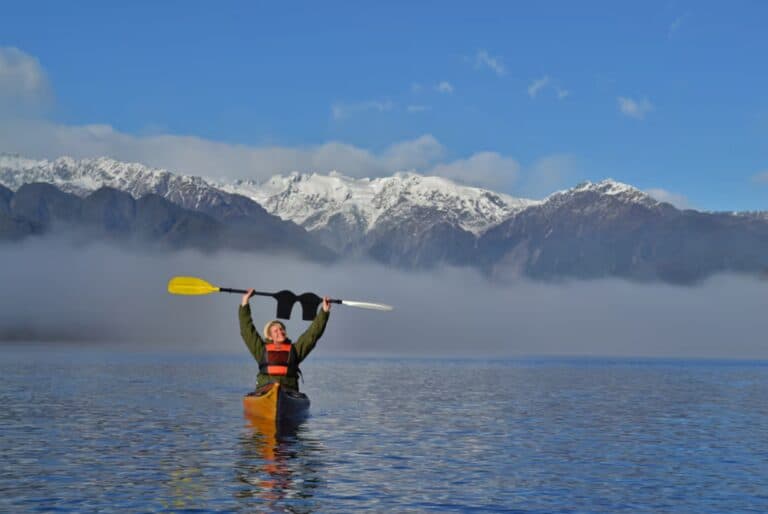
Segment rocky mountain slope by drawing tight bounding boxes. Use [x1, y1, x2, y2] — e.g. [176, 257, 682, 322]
[0, 154, 333, 259]
[3, 153, 767, 283]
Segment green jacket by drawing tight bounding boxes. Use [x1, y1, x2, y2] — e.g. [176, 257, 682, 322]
[239, 304, 329, 391]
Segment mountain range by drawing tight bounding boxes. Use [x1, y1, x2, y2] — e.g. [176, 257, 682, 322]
[0, 155, 333, 260]
[1, 153, 767, 284]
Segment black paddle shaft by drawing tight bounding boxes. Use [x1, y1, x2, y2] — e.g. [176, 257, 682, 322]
[220, 287, 341, 320]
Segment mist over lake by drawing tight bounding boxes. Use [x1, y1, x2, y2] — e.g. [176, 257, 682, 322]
[1, 238, 767, 360]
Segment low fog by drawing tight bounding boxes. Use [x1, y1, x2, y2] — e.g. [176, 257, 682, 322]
[1, 238, 766, 360]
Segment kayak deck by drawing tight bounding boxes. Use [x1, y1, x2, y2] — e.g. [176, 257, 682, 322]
[243, 382, 310, 422]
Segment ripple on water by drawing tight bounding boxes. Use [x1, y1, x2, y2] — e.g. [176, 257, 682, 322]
[2, 350, 768, 512]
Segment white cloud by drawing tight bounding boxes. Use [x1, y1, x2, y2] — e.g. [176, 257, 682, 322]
[527, 76, 550, 98]
[526, 76, 569, 101]
[331, 99, 394, 120]
[618, 96, 654, 119]
[0, 118, 449, 180]
[521, 154, 577, 198]
[645, 188, 692, 209]
[406, 105, 430, 113]
[0, 47, 48, 97]
[383, 135, 444, 171]
[435, 81, 454, 94]
[428, 151, 520, 189]
[0, 46, 52, 114]
[0, 115, 527, 191]
[473, 50, 506, 76]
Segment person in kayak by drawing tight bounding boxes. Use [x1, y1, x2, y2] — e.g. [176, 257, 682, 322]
[239, 288, 330, 392]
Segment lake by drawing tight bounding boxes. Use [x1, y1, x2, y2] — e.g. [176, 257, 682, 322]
[1, 345, 767, 512]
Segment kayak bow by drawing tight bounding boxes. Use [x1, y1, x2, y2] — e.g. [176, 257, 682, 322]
[243, 383, 310, 422]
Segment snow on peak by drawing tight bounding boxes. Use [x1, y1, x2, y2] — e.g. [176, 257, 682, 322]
[546, 178, 660, 208]
[576, 179, 640, 196]
[0, 153, 229, 211]
[0, 153, 42, 170]
[217, 171, 539, 235]
[0, 152, 539, 236]
[1, 152, 671, 240]
[1, 153, 165, 193]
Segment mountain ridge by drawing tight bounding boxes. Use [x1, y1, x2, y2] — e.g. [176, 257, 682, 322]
[2, 153, 767, 283]
[0, 154, 335, 258]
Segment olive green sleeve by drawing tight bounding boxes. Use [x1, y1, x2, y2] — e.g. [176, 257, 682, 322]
[239, 304, 265, 361]
[293, 309, 329, 363]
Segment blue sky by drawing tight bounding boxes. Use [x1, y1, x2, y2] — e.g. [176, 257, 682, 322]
[1, 1, 766, 210]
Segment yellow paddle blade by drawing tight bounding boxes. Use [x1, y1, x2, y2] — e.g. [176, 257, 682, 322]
[167, 276, 221, 295]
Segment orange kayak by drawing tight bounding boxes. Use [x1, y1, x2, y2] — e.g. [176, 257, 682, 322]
[243, 383, 310, 422]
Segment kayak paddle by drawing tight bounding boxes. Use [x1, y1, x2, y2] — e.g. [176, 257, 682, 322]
[167, 276, 393, 320]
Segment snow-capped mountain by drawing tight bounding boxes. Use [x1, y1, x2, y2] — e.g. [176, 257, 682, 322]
[476, 178, 768, 283]
[218, 171, 537, 235]
[215, 171, 539, 256]
[0, 153, 239, 212]
[3, 152, 768, 283]
[0, 153, 540, 258]
[0, 154, 333, 258]
[547, 179, 663, 210]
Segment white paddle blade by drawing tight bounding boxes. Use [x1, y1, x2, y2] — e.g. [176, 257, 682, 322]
[340, 300, 394, 311]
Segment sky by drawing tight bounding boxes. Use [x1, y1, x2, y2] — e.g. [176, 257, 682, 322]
[1, 1, 767, 211]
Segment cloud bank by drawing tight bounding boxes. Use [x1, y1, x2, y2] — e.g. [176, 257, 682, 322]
[520, 154, 577, 198]
[1, 239, 766, 360]
[0, 47, 52, 115]
[645, 188, 692, 210]
[429, 152, 521, 190]
[0, 117, 537, 191]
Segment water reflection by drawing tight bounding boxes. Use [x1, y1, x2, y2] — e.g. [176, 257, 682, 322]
[160, 465, 207, 511]
[235, 414, 325, 513]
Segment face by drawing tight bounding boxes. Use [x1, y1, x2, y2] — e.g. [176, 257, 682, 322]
[269, 323, 287, 343]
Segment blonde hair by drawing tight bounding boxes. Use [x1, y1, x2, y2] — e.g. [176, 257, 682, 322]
[263, 320, 286, 341]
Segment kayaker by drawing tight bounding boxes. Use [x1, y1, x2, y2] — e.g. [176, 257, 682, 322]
[239, 288, 330, 392]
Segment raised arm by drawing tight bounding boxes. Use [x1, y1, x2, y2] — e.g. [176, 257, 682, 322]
[239, 288, 265, 360]
[293, 296, 331, 362]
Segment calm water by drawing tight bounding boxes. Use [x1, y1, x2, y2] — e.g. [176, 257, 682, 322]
[1, 346, 767, 513]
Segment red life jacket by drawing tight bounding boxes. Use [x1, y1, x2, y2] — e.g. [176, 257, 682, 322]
[259, 341, 298, 377]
